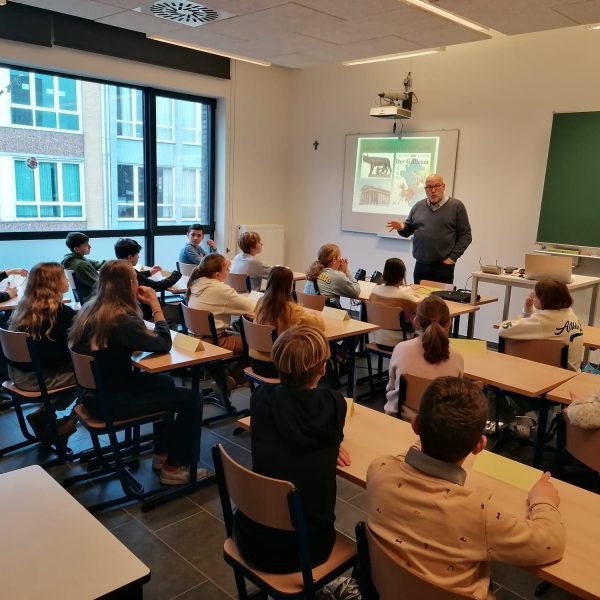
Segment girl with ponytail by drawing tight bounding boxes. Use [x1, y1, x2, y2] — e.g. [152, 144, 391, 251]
[385, 295, 464, 421]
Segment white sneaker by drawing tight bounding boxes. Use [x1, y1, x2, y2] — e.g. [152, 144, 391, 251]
[160, 465, 209, 485]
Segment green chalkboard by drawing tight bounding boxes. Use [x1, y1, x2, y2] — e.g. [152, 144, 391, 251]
[537, 111, 600, 248]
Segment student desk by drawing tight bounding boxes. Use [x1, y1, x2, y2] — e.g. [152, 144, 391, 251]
[457, 345, 576, 467]
[239, 405, 600, 599]
[547, 371, 599, 404]
[0, 292, 72, 312]
[468, 271, 600, 338]
[0, 465, 151, 599]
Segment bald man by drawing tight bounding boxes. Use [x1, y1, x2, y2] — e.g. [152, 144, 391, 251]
[387, 174, 472, 285]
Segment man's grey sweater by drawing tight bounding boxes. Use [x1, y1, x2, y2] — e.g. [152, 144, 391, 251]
[398, 197, 472, 264]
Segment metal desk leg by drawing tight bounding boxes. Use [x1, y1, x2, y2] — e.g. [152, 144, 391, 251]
[502, 286, 513, 320]
[589, 283, 599, 326]
[533, 396, 549, 469]
[346, 335, 358, 398]
[467, 277, 479, 338]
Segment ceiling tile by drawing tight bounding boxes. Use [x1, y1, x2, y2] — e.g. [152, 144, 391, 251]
[96, 8, 191, 33]
[553, 0, 600, 23]
[13, 0, 125, 19]
[265, 52, 320, 68]
[190, 0, 289, 14]
[294, 0, 403, 20]
[304, 35, 421, 62]
[96, 0, 150, 9]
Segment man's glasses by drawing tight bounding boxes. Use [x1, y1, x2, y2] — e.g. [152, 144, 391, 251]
[425, 183, 444, 191]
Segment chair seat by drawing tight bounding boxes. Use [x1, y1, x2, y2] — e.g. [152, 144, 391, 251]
[243, 367, 280, 385]
[365, 343, 394, 358]
[74, 404, 168, 431]
[223, 530, 356, 595]
[2, 380, 75, 399]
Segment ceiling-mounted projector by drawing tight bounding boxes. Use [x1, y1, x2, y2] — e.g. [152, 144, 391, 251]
[369, 105, 411, 119]
[370, 73, 415, 120]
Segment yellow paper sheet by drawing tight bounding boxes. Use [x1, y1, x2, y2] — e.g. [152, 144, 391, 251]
[449, 338, 487, 355]
[172, 332, 204, 353]
[472, 451, 541, 492]
[412, 285, 439, 296]
[345, 397, 354, 417]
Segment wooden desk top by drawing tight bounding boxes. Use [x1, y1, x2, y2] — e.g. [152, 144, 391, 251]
[546, 371, 600, 404]
[239, 405, 600, 598]
[460, 348, 576, 397]
[473, 271, 600, 291]
[582, 326, 600, 350]
[133, 329, 233, 373]
[0, 292, 72, 312]
[0, 465, 150, 599]
[322, 315, 379, 341]
[170, 271, 306, 294]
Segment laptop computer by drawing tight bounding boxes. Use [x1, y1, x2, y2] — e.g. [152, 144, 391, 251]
[524, 253, 573, 283]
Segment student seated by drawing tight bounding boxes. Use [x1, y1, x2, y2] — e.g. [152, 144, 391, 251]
[233, 325, 350, 573]
[230, 230, 272, 291]
[178, 223, 217, 265]
[566, 388, 600, 429]
[367, 377, 566, 600]
[368, 257, 421, 348]
[304, 244, 360, 307]
[499, 278, 583, 371]
[0, 267, 28, 303]
[385, 295, 463, 420]
[61, 231, 105, 303]
[252, 266, 324, 378]
[69, 260, 204, 485]
[114, 238, 182, 320]
[8, 263, 77, 442]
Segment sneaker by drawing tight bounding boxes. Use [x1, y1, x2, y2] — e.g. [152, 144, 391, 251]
[160, 465, 210, 486]
[152, 454, 168, 471]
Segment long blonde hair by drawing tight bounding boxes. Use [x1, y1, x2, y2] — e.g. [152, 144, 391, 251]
[306, 244, 340, 281]
[68, 260, 141, 351]
[10, 262, 64, 340]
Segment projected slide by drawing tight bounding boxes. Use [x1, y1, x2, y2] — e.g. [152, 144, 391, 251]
[353, 137, 439, 215]
[341, 131, 458, 235]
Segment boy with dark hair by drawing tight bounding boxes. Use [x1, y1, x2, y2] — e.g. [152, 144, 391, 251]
[114, 238, 182, 320]
[367, 376, 565, 599]
[61, 232, 105, 303]
[178, 224, 217, 265]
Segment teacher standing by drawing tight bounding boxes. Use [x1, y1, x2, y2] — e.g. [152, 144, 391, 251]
[387, 174, 472, 285]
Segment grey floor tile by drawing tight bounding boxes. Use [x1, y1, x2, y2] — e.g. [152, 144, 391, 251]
[157, 511, 237, 596]
[494, 587, 528, 600]
[127, 495, 204, 532]
[95, 507, 134, 531]
[187, 484, 225, 522]
[113, 519, 206, 600]
[173, 579, 234, 600]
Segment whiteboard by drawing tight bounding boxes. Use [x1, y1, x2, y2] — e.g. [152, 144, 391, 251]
[237, 224, 284, 266]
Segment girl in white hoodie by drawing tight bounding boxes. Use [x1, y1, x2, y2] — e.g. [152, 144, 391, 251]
[186, 254, 254, 356]
[499, 279, 583, 371]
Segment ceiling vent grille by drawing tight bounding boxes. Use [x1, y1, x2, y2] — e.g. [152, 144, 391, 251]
[135, 2, 233, 27]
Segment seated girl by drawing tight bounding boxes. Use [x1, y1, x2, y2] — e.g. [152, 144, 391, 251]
[230, 231, 272, 291]
[499, 279, 583, 371]
[304, 244, 360, 307]
[385, 295, 464, 420]
[69, 260, 203, 485]
[233, 325, 350, 573]
[252, 266, 324, 378]
[8, 262, 77, 442]
[368, 257, 421, 348]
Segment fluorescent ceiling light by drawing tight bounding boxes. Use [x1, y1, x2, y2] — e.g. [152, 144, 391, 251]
[402, 0, 489, 34]
[344, 48, 443, 66]
[147, 35, 271, 67]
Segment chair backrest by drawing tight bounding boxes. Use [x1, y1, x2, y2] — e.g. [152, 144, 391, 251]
[499, 338, 568, 369]
[226, 273, 251, 293]
[178, 262, 197, 277]
[364, 300, 415, 340]
[398, 373, 433, 417]
[180, 304, 219, 344]
[356, 522, 469, 600]
[69, 349, 97, 390]
[564, 412, 600, 471]
[420, 280, 454, 291]
[295, 290, 327, 311]
[0, 328, 31, 364]
[65, 268, 82, 303]
[241, 316, 276, 354]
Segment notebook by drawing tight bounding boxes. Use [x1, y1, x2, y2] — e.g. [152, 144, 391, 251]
[524, 253, 573, 283]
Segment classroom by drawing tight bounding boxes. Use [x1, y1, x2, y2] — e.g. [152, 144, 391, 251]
[1, 2, 600, 599]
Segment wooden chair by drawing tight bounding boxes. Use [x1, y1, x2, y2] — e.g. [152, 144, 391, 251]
[419, 279, 454, 291]
[398, 373, 433, 420]
[294, 290, 327, 311]
[357, 300, 417, 400]
[0, 328, 76, 464]
[355, 521, 469, 600]
[176, 261, 197, 277]
[180, 304, 248, 424]
[240, 316, 280, 389]
[226, 273, 251, 293]
[212, 443, 357, 600]
[65, 268, 85, 304]
[62, 349, 170, 512]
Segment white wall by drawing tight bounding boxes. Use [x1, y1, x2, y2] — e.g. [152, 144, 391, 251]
[284, 26, 600, 340]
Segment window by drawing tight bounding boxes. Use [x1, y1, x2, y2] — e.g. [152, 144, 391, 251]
[117, 164, 144, 219]
[157, 167, 174, 219]
[180, 168, 202, 219]
[9, 69, 81, 132]
[116, 87, 143, 139]
[181, 100, 202, 145]
[156, 97, 174, 142]
[14, 159, 83, 219]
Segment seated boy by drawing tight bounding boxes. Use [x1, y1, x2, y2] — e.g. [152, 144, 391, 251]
[178, 223, 217, 265]
[61, 232, 105, 303]
[367, 376, 565, 599]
